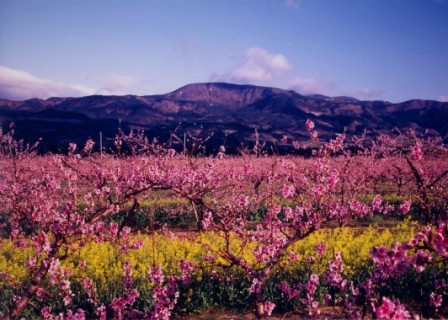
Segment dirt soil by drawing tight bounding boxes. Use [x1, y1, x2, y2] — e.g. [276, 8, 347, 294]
[174, 307, 364, 319]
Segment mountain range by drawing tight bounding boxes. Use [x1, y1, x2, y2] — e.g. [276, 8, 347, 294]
[0, 82, 447, 153]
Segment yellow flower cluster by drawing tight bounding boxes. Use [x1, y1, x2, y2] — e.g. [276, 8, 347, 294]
[0, 240, 35, 286]
[0, 222, 417, 295]
[287, 221, 417, 276]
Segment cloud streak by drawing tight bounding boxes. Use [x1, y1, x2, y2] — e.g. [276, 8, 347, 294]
[97, 74, 137, 95]
[439, 95, 448, 102]
[359, 87, 382, 99]
[288, 76, 328, 95]
[0, 66, 96, 101]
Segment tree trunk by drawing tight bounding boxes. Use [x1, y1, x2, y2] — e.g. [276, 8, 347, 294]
[254, 276, 268, 319]
[255, 300, 266, 320]
[6, 261, 49, 319]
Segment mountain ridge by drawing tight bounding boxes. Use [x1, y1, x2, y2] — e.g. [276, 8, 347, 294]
[0, 82, 447, 153]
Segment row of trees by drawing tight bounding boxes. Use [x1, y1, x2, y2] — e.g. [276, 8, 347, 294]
[0, 123, 447, 319]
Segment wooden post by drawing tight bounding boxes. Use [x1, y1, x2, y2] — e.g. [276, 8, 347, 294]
[100, 131, 103, 160]
[183, 132, 186, 156]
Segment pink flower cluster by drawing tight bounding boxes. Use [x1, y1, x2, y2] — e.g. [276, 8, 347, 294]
[110, 261, 140, 319]
[281, 185, 296, 198]
[48, 258, 74, 306]
[411, 142, 423, 160]
[326, 251, 347, 288]
[305, 119, 315, 131]
[315, 242, 326, 256]
[178, 259, 198, 284]
[279, 281, 299, 300]
[264, 300, 276, 316]
[304, 274, 321, 317]
[373, 297, 410, 320]
[398, 200, 412, 215]
[41, 307, 86, 320]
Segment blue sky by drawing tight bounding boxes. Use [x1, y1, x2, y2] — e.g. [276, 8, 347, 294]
[0, 0, 447, 102]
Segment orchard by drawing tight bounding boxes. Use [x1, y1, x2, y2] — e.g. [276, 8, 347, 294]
[0, 122, 447, 319]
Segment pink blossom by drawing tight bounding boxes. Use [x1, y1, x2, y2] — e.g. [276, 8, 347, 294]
[398, 200, 412, 215]
[374, 297, 410, 320]
[375, 297, 397, 319]
[25, 256, 37, 269]
[161, 224, 169, 235]
[411, 142, 423, 160]
[309, 301, 320, 316]
[372, 194, 383, 212]
[250, 278, 259, 294]
[65, 309, 86, 320]
[414, 232, 428, 243]
[109, 222, 119, 237]
[281, 185, 296, 198]
[288, 251, 298, 262]
[315, 242, 326, 256]
[83, 139, 95, 154]
[305, 119, 315, 131]
[408, 238, 419, 247]
[309, 273, 319, 284]
[132, 239, 144, 249]
[305, 255, 315, 264]
[430, 292, 443, 310]
[201, 211, 214, 230]
[36, 287, 46, 301]
[83, 278, 92, 289]
[435, 229, 447, 256]
[178, 259, 197, 284]
[41, 307, 52, 319]
[96, 305, 107, 320]
[148, 264, 165, 285]
[279, 281, 299, 300]
[370, 245, 390, 263]
[327, 271, 343, 285]
[68, 143, 77, 154]
[119, 226, 131, 238]
[264, 301, 276, 316]
[334, 251, 342, 260]
[327, 170, 340, 186]
[422, 226, 432, 235]
[63, 294, 73, 306]
[411, 250, 431, 272]
[203, 255, 216, 263]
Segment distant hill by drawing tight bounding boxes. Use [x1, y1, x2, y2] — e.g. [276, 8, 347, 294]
[1, 82, 447, 153]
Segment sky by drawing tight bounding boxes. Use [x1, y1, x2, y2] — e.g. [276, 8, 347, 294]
[0, 0, 447, 103]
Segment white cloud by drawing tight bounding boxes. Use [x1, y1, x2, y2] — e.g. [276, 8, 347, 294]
[0, 66, 142, 100]
[0, 65, 95, 101]
[213, 47, 293, 84]
[289, 76, 326, 95]
[438, 95, 448, 102]
[359, 87, 382, 99]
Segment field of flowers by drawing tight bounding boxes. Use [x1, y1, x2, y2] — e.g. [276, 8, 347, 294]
[0, 124, 447, 319]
